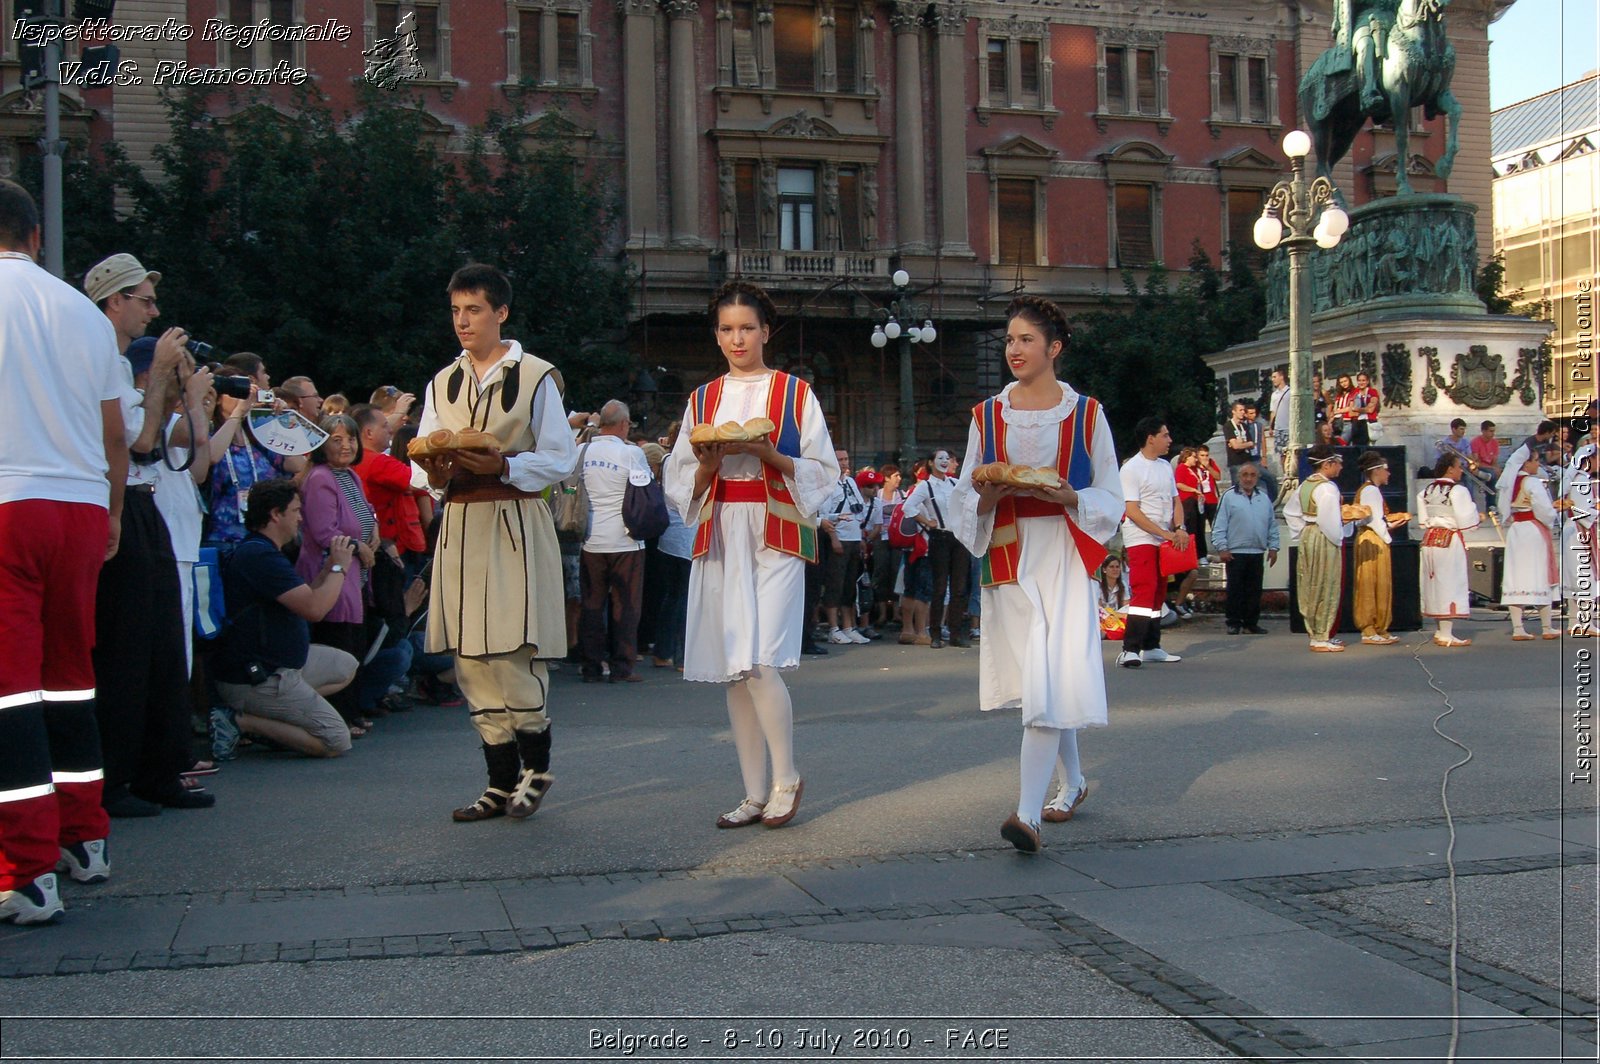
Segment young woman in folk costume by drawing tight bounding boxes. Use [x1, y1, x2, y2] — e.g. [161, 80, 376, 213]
[1498, 448, 1560, 640]
[663, 282, 840, 830]
[1415, 451, 1480, 647]
[1352, 450, 1404, 646]
[1562, 445, 1600, 638]
[948, 296, 1124, 853]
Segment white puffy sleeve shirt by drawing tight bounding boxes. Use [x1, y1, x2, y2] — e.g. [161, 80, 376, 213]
[948, 381, 1124, 557]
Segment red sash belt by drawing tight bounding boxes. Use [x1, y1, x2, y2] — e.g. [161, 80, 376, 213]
[1512, 511, 1542, 523]
[714, 479, 767, 504]
[1421, 527, 1463, 549]
[1012, 497, 1067, 520]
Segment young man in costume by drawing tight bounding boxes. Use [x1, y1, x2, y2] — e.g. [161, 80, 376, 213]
[411, 265, 577, 822]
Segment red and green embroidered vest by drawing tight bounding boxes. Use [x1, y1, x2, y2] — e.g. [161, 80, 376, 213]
[973, 393, 1107, 587]
[690, 371, 819, 563]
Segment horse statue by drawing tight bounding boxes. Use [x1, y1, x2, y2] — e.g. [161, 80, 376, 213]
[1299, 0, 1462, 196]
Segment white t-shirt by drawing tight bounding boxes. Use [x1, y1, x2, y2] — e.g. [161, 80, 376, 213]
[821, 475, 868, 543]
[0, 255, 124, 508]
[581, 433, 653, 553]
[1120, 452, 1177, 548]
[153, 413, 205, 563]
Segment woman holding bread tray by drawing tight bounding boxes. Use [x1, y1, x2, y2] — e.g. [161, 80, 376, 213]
[949, 296, 1124, 854]
[664, 282, 840, 830]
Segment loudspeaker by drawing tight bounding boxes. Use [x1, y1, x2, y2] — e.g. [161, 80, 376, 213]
[1468, 546, 1504, 605]
[1288, 539, 1423, 634]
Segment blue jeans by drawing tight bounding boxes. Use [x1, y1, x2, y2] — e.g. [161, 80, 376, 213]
[408, 630, 453, 679]
[354, 638, 413, 711]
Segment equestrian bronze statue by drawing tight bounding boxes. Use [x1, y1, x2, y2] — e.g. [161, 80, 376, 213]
[1299, 0, 1462, 196]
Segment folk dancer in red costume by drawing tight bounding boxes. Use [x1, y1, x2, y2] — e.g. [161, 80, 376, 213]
[1416, 451, 1480, 647]
[663, 282, 840, 830]
[949, 296, 1124, 854]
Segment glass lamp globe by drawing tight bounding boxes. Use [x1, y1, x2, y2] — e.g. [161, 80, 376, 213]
[1281, 129, 1312, 159]
[884, 319, 901, 340]
[906, 326, 923, 343]
[1321, 206, 1350, 237]
[892, 269, 910, 288]
[871, 326, 887, 348]
[921, 320, 937, 343]
[1253, 215, 1284, 250]
[1314, 228, 1341, 250]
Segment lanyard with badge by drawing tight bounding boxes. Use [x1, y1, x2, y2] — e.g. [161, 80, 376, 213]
[227, 438, 264, 514]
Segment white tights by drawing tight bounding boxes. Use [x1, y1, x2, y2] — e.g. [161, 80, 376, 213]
[726, 665, 797, 803]
[1509, 605, 1554, 633]
[1018, 725, 1082, 825]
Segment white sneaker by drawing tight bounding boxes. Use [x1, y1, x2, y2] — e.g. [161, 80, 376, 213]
[828, 629, 853, 645]
[1, 872, 63, 924]
[1142, 648, 1182, 663]
[844, 628, 870, 644]
[57, 839, 109, 884]
[1116, 651, 1142, 668]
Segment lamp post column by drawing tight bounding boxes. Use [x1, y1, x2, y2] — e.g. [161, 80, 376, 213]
[899, 329, 916, 468]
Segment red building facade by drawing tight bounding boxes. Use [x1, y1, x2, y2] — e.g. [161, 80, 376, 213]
[0, 0, 1499, 457]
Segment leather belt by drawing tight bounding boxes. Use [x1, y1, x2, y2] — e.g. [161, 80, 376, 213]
[445, 471, 535, 505]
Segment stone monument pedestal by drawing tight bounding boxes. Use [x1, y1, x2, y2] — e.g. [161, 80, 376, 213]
[1207, 194, 1552, 480]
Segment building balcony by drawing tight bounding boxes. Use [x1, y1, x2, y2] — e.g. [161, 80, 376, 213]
[726, 250, 890, 280]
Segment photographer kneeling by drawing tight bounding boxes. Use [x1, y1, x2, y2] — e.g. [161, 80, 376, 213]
[212, 479, 358, 757]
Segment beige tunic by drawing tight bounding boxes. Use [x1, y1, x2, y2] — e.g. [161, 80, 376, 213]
[422, 346, 572, 659]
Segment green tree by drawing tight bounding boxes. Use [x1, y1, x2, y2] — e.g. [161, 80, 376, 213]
[34, 88, 634, 407]
[1061, 245, 1264, 453]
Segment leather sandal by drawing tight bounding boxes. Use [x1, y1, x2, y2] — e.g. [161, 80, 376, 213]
[506, 771, 553, 819]
[761, 778, 804, 828]
[451, 787, 510, 823]
[1042, 781, 1088, 824]
[715, 797, 766, 829]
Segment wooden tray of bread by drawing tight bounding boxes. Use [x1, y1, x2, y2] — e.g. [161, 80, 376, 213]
[1554, 497, 1575, 512]
[689, 418, 776, 445]
[406, 428, 498, 458]
[1385, 510, 1412, 526]
[971, 462, 1062, 490]
[1340, 503, 1373, 522]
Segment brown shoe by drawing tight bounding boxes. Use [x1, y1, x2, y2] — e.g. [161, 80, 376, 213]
[898, 633, 916, 645]
[914, 634, 933, 646]
[1001, 813, 1042, 853]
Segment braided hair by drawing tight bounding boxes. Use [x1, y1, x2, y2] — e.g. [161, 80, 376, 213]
[1004, 294, 1070, 354]
[709, 280, 778, 329]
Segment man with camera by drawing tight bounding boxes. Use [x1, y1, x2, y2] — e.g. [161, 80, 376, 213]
[212, 479, 358, 758]
[0, 181, 124, 922]
[85, 253, 211, 818]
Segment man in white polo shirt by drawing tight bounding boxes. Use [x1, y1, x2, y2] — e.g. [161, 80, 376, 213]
[0, 181, 126, 923]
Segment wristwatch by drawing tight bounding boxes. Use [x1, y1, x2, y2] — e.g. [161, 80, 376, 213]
[331, 564, 346, 574]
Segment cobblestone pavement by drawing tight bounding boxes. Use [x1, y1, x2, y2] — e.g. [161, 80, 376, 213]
[2, 619, 1595, 1062]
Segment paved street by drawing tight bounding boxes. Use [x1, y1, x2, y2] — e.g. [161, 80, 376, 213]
[2, 612, 1596, 1063]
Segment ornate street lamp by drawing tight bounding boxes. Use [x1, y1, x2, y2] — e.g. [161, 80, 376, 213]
[869, 269, 937, 467]
[1253, 129, 1349, 494]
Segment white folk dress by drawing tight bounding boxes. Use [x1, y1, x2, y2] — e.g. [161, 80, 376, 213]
[948, 382, 1124, 729]
[663, 373, 838, 683]
[1416, 479, 1479, 619]
[1562, 468, 1597, 608]
[1500, 474, 1557, 607]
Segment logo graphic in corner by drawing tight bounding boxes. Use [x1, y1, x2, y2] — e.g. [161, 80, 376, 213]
[362, 11, 426, 89]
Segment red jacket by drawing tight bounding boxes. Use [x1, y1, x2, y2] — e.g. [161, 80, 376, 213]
[352, 451, 427, 554]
